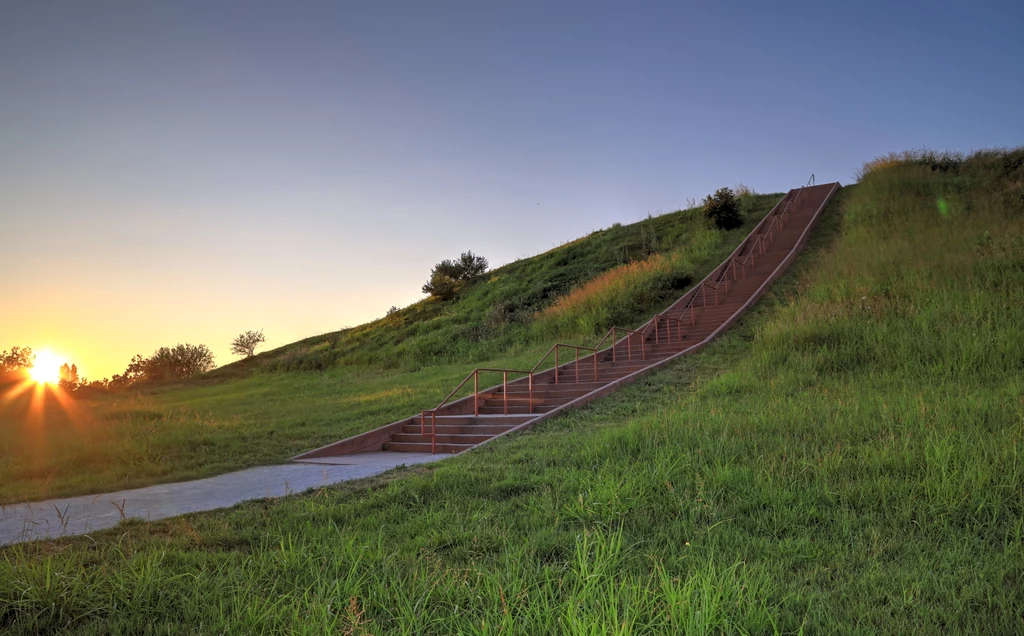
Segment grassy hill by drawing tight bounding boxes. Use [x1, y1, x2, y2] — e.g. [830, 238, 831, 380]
[220, 192, 777, 375]
[0, 193, 781, 503]
[3, 149, 1022, 632]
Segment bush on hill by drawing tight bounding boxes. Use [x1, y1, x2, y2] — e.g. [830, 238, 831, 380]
[703, 187, 742, 230]
[422, 251, 490, 299]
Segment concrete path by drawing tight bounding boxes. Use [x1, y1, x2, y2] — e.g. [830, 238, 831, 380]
[0, 452, 445, 546]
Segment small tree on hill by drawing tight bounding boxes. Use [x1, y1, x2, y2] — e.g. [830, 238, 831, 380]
[422, 251, 489, 298]
[230, 330, 266, 358]
[456, 251, 488, 278]
[703, 187, 742, 230]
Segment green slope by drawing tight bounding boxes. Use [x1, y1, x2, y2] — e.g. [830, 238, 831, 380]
[218, 193, 780, 375]
[0, 194, 779, 503]
[3, 150, 1022, 633]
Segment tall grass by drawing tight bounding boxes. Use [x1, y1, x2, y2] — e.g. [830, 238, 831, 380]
[534, 224, 719, 337]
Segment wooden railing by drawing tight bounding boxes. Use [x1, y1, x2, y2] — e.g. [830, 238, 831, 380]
[532, 343, 598, 384]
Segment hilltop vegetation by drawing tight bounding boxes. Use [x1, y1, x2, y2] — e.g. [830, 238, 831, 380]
[224, 193, 779, 375]
[2, 148, 1022, 633]
[0, 194, 779, 503]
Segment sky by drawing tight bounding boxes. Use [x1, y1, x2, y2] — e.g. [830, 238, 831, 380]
[2, 0, 1022, 379]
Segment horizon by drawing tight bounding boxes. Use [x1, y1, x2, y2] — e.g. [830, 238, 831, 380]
[3, 0, 1023, 379]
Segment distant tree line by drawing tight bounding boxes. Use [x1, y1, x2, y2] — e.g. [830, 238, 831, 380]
[1, 327, 269, 396]
[0, 346, 34, 382]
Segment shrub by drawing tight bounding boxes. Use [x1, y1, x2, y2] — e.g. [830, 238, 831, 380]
[703, 187, 742, 230]
[640, 225, 658, 257]
[422, 272, 460, 299]
[734, 183, 756, 197]
[422, 251, 489, 298]
[144, 344, 216, 383]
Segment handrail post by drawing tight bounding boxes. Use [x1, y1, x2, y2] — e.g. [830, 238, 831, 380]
[421, 410, 426, 435]
[612, 329, 617, 362]
[529, 373, 534, 414]
[503, 371, 508, 415]
[555, 346, 559, 385]
[627, 330, 632, 361]
[593, 351, 597, 381]
[655, 315, 660, 344]
[474, 371, 479, 417]
[575, 348, 580, 383]
[640, 333, 645, 360]
[431, 411, 436, 454]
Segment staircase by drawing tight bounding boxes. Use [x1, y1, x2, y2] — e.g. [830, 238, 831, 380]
[294, 182, 839, 460]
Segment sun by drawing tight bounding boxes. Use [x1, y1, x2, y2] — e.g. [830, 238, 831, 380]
[29, 349, 63, 385]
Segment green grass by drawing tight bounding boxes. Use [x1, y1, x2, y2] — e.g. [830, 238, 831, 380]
[0, 196, 778, 504]
[3, 149, 1023, 633]
[0, 347, 539, 504]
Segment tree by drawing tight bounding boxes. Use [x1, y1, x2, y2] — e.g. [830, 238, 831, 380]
[110, 354, 148, 389]
[144, 344, 216, 383]
[456, 251, 488, 278]
[230, 330, 266, 358]
[58, 363, 81, 392]
[0, 346, 34, 378]
[702, 187, 742, 230]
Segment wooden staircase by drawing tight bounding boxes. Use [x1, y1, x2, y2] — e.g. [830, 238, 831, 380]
[294, 182, 839, 460]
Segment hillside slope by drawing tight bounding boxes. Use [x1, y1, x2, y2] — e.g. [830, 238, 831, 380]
[215, 193, 781, 375]
[0, 194, 780, 503]
[3, 150, 1021, 632]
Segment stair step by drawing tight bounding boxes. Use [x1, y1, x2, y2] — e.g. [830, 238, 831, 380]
[401, 424, 519, 436]
[385, 442, 474, 453]
[392, 433, 494, 445]
[477, 405, 556, 415]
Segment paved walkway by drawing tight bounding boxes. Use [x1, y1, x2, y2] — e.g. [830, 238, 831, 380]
[0, 452, 445, 546]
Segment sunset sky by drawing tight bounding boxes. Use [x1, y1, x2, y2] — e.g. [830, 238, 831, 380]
[2, 1, 1022, 379]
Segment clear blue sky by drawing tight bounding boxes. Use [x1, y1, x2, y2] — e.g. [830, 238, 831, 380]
[2, 0, 1022, 378]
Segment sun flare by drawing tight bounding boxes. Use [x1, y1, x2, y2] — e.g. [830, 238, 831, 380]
[29, 349, 63, 385]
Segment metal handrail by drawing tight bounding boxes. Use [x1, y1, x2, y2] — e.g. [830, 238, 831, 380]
[532, 343, 599, 384]
[668, 183, 810, 326]
[421, 367, 534, 451]
[653, 313, 687, 344]
[594, 326, 646, 362]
